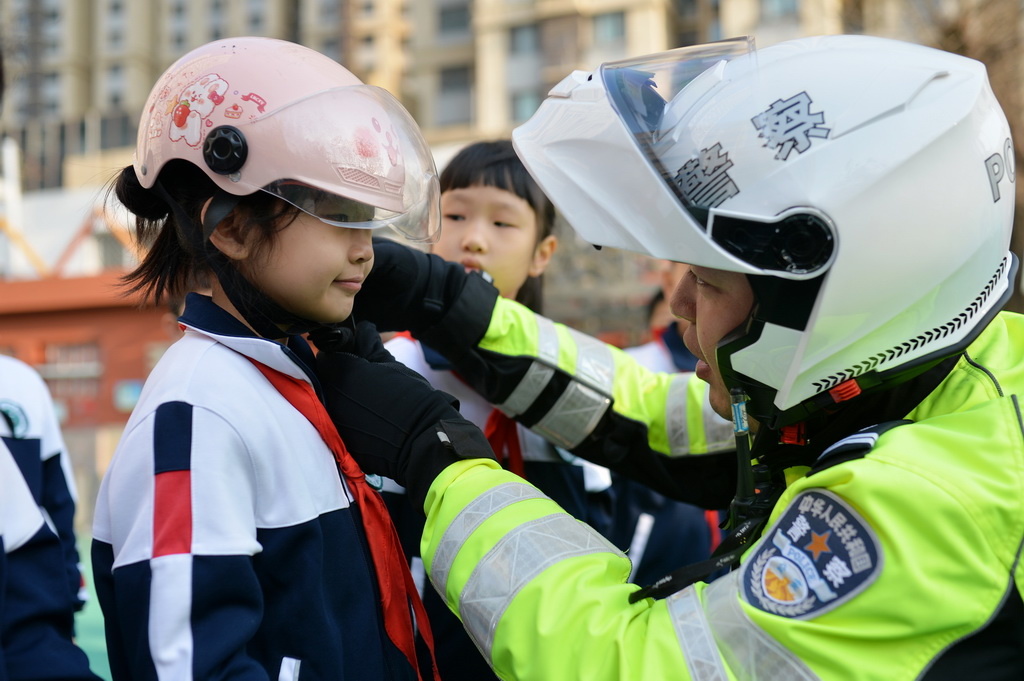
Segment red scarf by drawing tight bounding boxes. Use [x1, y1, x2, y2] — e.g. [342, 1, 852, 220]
[484, 409, 524, 478]
[248, 358, 439, 681]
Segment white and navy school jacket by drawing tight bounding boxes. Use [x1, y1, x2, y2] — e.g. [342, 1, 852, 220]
[0, 354, 84, 611]
[0, 440, 99, 681]
[92, 294, 417, 681]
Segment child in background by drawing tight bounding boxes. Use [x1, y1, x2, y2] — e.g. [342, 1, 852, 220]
[92, 37, 441, 681]
[384, 139, 615, 680]
[0, 354, 86, 616]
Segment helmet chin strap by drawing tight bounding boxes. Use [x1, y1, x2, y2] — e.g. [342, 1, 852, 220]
[154, 182, 343, 340]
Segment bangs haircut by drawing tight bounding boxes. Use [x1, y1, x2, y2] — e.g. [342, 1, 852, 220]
[440, 140, 555, 240]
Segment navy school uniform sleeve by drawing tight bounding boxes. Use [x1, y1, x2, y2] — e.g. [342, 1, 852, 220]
[41, 448, 84, 611]
[93, 401, 267, 680]
[2, 435, 83, 613]
[1, 441, 99, 681]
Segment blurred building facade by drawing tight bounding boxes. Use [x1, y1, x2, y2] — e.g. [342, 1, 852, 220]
[0, 0, 725, 191]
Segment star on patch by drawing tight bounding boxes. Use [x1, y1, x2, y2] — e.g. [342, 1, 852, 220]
[804, 531, 832, 561]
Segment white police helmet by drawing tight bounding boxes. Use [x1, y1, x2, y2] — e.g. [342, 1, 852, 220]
[513, 35, 1016, 427]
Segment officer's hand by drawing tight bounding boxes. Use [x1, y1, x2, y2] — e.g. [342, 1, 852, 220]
[309, 320, 394, 362]
[354, 239, 499, 339]
[316, 347, 496, 510]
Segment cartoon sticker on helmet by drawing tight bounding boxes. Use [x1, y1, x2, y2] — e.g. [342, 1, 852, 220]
[741, 489, 882, 619]
[751, 92, 831, 161]
[672, 143, 740, 209]
[168, 74, 230, 147]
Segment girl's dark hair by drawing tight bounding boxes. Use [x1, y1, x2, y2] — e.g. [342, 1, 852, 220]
[439, 140, 556, 313]
[112, 160, 297, 305]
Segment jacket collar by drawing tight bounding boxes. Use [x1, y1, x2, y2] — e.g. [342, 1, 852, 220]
[177, 292, 320, 392]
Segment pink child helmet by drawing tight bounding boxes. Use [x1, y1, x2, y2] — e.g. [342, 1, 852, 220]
[135, 36, 439, 242]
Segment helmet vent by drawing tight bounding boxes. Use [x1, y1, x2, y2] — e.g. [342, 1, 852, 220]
[811, 256, 1009, 393]
[339, 167, 382, 188]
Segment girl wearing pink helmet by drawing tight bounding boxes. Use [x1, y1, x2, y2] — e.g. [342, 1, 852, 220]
[91, 37, 441, 681]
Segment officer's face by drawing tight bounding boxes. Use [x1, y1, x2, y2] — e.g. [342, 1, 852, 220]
[671, 265, 755, 427]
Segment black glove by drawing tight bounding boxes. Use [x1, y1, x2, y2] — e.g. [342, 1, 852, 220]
[309, 320, 394, 362]
[316, 340, 496, 511]
[356, 239, 499, 350]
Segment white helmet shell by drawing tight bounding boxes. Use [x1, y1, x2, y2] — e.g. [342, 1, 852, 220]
[514, 35, 1015, 424]
[135, 37, 439, 242]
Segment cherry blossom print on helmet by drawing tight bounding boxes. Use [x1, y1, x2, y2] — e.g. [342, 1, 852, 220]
[135, 37, 439, 242]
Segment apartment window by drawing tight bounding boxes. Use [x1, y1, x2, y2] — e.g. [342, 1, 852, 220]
[439, 4, 470, 33]
[509, 24, 539, 54]
[441, 66, 470, 92]
[438, 65, 471, 126]
[594, 11, 625, 45]
[322, 37, 341, 61]
[676, 0, 698, 19]
[107, 64, 125, 109]
[761, 0, 797, 20]
[321, 0, 340, 22]
[41, 72, 61, 116]
[211, 0, 226, 38]
[248, 0, 266, 31]
[511, 91, 541, 123]
[101, 112, 134, 148]
[362, 1, 374, 15]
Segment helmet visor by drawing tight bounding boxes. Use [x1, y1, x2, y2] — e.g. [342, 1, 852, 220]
[600, 37, 756, 229]
[235, 85, 440, 243]
[262, 178, 439, 242]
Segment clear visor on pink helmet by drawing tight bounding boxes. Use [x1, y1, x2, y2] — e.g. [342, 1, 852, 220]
[211, 85, 439, 243]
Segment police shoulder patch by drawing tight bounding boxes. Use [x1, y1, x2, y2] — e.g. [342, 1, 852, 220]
[740, 488, 882, 619]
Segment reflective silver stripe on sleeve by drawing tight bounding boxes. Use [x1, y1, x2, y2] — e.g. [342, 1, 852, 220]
[567, 328, 616, 396]
[530, 382, 611, 449]
[497, 316, 560, 417]
[665, 374, 692, 456]
[498, 318, 615, 447]
[666, 375, 735, 456]
[701, 381, 735, 453]
[431, 482, 548, 596]
[459, 513, 623, 661]
[703, 572, 820, 680]
[667, 586, 728, 681]
[529, 329, 615, 448]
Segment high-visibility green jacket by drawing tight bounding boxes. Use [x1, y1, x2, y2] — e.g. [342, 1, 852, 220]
[420, 303, 1024, 680]
[437, 296, 739, 509]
